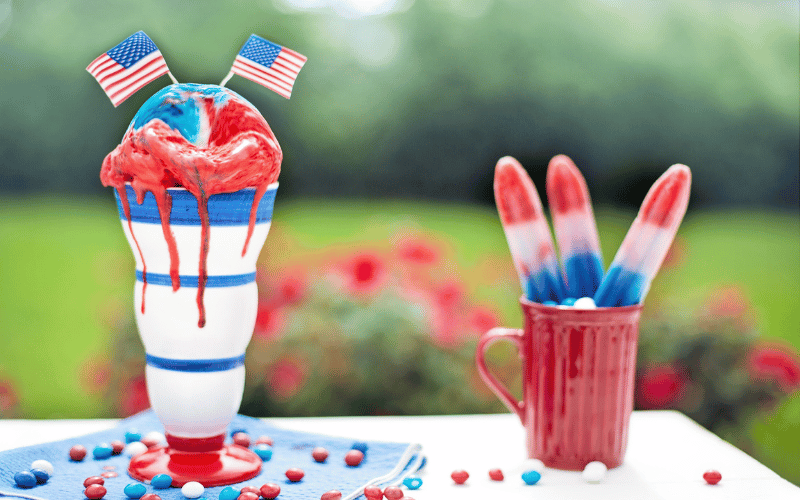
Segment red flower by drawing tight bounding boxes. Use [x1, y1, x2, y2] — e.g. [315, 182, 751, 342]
[0, 379, 18, 413]
[254, 301, 285, 341]
[396, 237, 440, 265]
[279, 274, 307, 305]
[637, 364, 687, 409]
[121, 376, 150, 417]
[705, 285, 750, 319]
[468, 305, 499, 333]
[268, 358, 307, 401]
[342, 253, 387, 294]
[436, 281, 464, 309]
[749, 344, 800, 393]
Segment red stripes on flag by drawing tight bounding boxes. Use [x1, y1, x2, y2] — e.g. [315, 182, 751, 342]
[86, 51, 169, 107]
[231, 49, 307, 99]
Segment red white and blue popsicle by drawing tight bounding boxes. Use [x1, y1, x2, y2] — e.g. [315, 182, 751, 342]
[494, 156, 563, 303]
[546, 154, 604, 299]
[594, 164, 691, 307]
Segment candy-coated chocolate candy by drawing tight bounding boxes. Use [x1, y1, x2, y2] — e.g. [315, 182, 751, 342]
[560, 297, 577, 306]
[703, 470, 722, 485]
[237, 493, 259, 500]
[522, 470, 541, 485]
[351, 442, 368, 454]
[451, 470, 469, 485]
[125, 429, 142, 443]
[489, 468, 504, 481]
[259, 483, 281, 499]
[14, 471, 36, 488]
[181, 481, 204, 498]
[124, 482, 148, 499]
[30, 468, 49, 484]
[345, 449, 364, 466]
[84, 476, 105, 487]
[521, 458, 544, 472]
[151, 473, 173, 489]
[312, 446, 329, 463]
[403, 475, 422, 490]
[30, 459, 54, 476]
[111, 440, 126, 454]
[253, 443, 272, 460]
[363, 485, 383, 500]
[218, 486, 240, 500]
[574, 297, 597, 309]
[140, 437, 160, 448]
[233, 432, 251, 448]
[84, 484, 108, 499]
[543, 300, 558, 306]
[285, 468, 305, 482]
[240, 486, 260, 495]
[321, 490, 342, 500]
[93, 443, 113, 459]
[102, 471, 118, 478]
[582, 461, 607, 483]
[144, 431, 166, 443]
[69, 444, 88, 461]
[125, 441, 148, 457]
[383, 486, 404, 499]
[256, 435, 274, 446]
[140, 494, 162, 500]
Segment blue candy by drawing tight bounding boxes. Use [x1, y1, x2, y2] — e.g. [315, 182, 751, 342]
[93, 443, 113, 459]
[522, 470, 541, 485]
[253, 443, 273, 461]
[151, 473, 173, 489]
[30, 468, 49, 484]
[403, 475, 423, 490]
[14, 471, 37, 488]
[229, 427, 247, 437]
[124, 483, 147, 499]
[125, 429, 142, 443]
[219, 486, 241, 500]
[351, 441, 368, 454]
[543, 300, 558, 306]
[560, 297, 577, 306]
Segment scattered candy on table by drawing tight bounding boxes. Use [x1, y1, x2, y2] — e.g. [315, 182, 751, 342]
[181, 481, 204, 498]
[124, 482, 148, 499]
[218, 486, 240, 500]
[125, 441, 149, 457]
[70, 444, 88, 461]
[150, 473, 173, 489]
[582, 461, 607, 483]
[259, 483, 281, 499]
[321, 490, 342, 500]
[144, 431, 167, 444]
[84, 476, 105, 487]
[522, 470, 542, 485]
[111, 440, 126, 454]
[102, 471, 118, 478]
[254, 443, 273, 460]
[285, 467, 305, 482]
[312, 446, 330, 462]
[521, 458, 545, 472]
[363, 485, 383, 500]
[451, 469, 469, 485]
[233, 431, 251, 447]
[84, 483, 108, 499]
[93, 443, 113, 459]
[14, 471, 36, 488]
[125, 429, 142, 443]
[703, 470, 722, 485]
[351, 442, 368, 454]
[30, 459, 54, 476]
[30, 468, 50, 484]
[403, 475, 423, 489]
[383, 485, 404, 499]
[256, 435, 274, 446]
[240, 485, 261, 496]
[345, 449, 364, 466]
[237, 492, 260, 500]
[140, 494, 162, 500]
[489, 468, 504, 481]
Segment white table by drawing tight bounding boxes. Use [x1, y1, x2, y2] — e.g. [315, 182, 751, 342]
[1, 411, 798, 499]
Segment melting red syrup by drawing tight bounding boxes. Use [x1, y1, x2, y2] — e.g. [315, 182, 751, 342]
[494, 158, 541, 225]
[101, 90, 281, 327]
[546, 154, 589, 214]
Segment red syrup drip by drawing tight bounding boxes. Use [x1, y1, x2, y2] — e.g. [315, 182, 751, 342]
[494, 157, 541, 225]
[546, 154, 589, 214]
[117, 186, 147, 313]
[100, 87, 282, 327]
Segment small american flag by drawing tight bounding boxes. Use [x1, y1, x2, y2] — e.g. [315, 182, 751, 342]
[229, 35, 307, 99]
[86, 31, 170, 107]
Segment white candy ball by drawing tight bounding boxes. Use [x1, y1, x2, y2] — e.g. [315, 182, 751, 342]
[582, 461, 607, 483]
[574, 297, 597, 309]
[521, 458, 545, 473]
[124, 441, 148, 457]
[30, 459, 54, 476]
[144, 431, 167, 445]
[181, 481, 205, 498]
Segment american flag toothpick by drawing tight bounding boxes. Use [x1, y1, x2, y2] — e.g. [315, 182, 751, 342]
[86, 31, 175, 107]
[220, 34, 307, 99]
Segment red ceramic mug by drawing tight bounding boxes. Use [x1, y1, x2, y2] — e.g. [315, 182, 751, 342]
[476, 297, 643, 470]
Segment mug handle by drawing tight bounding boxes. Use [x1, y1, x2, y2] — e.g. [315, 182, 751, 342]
[475, 327, 525, 425]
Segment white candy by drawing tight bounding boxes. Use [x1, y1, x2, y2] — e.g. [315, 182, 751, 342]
[124, 441, 148, 457]
[30, 459, 54, 476]
[582, 461, 607, 483]
[144, 431, 167, 445]
[574, 297, 597, 309]
[521, 458, 545, 473]
[181, 481, 204, 498]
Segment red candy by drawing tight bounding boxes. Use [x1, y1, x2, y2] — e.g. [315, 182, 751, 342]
[489, 468, 504, 481]
[363, 485, 383, 499]
[256, 435, 274, 446]
[237, 493, 259, 500]
[110, 440, 125, 454]
[451, 470, 469, 484]
[140, 495, 161, 500]
[101, 472, 118, 478]
[312, 446, 330, 463]
[240, 485, 260, 495]
[383, 486, 404, 499]
[321, 490, 342, 500]
[69, 444, 87, 461]
[141, 437, 160, 448]
[345, 449, 364, 467]
[260, 483, 281, 499]
[84, 484, 107, 499]
[83, 476, 105, 487]
[233, 432, 251, 448]
[703, 470, 722, 485]
[286, 468, 305, 482]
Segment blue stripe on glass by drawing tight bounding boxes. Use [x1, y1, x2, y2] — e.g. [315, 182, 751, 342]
[136, 270, 255, 287]
[146, 354, 245, 372]
[115, 185, 277, 226]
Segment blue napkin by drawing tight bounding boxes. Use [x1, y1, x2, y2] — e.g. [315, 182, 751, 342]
[0, 410, 423, 500]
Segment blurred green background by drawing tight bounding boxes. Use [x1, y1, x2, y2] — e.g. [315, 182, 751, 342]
[1, 0, 798, 484]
